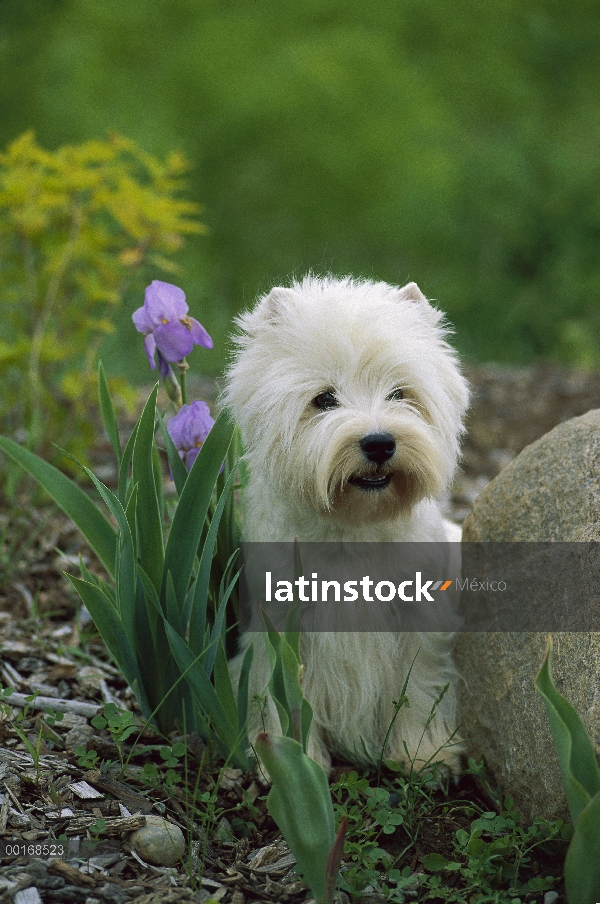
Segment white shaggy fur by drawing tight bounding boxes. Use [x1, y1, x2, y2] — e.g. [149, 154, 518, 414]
[225, 275, 469, 774]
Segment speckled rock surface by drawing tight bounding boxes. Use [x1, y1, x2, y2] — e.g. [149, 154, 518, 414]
[130, 815, 186, 866]
[461, 408, 600, 542]
[456, 409, 600, 821]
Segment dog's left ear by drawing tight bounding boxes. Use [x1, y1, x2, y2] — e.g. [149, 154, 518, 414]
[258, 286, 296, 323]
[397, 282, 429, 305]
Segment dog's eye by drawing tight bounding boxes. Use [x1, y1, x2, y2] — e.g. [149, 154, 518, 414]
[313, 390, 339, 410]
[387, 387, 404, 401]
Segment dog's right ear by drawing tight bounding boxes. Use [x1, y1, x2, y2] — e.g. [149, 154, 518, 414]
[257, 286, 296, 323]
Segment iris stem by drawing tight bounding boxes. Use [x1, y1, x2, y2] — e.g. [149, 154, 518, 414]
[178, 360, 189, 407]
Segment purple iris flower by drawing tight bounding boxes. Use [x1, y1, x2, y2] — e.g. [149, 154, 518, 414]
[132, 280, 213, 371]
[167, 401, 215, 471]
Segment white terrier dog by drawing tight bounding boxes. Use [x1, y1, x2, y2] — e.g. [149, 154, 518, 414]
[225, 275, 469, 774]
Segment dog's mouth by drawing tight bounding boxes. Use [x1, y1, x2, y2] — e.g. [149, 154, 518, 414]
[348, 474, 391, 491]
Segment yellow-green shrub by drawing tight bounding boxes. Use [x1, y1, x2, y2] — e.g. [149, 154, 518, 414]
[0, 131, 203, 478]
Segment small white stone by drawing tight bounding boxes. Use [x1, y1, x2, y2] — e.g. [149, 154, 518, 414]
[130, 815, 185, 867]
[543, 893, 559, 904]
[14, 889, 42, 904]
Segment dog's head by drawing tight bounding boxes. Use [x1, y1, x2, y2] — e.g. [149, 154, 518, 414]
[225, 276, 469, 523]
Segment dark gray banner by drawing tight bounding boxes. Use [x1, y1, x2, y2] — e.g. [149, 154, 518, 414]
[238, 542, 600, 632]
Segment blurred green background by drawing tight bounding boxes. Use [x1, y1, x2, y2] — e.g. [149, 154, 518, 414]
[2, 0, 600, 376]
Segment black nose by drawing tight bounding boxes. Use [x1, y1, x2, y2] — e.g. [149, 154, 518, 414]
[360, 433, 396, 466]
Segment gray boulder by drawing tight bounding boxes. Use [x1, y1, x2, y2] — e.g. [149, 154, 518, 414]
[456, 409, 600, 822]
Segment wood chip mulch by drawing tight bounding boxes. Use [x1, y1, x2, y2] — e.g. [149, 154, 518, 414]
[0, 593, 320, 904]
